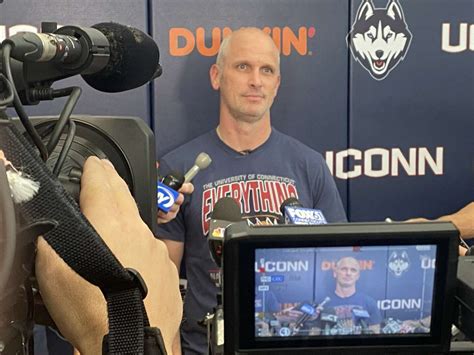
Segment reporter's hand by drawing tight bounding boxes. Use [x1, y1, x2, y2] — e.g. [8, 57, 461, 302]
[157, 182, 194, 224]
[438, 202, 474, 239]
[406, 202, 474, 239]
[405, 202, 474, 256]
[36, 156, 182, 355]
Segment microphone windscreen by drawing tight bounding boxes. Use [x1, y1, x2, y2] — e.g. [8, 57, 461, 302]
[279, 197, 302, 215]
[195, 152, 212, 170]
[211, 197, 242, 222]
[162, 171, 185, 191]
[82, 22, 161, 92]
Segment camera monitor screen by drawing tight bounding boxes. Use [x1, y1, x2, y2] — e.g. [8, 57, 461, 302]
[255, 245, 436, 338]
[223, 222, 458, 354]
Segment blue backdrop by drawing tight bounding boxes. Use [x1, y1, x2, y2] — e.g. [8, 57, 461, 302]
[1, 0, 472, 223]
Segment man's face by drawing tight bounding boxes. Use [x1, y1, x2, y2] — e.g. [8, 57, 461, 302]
[333, 258, 360, 288]
[210, 30, 281, 123]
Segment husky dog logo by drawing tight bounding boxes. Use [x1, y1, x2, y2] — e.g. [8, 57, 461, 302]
[388, 251, 410, 277]
[347, 0, 412, 80]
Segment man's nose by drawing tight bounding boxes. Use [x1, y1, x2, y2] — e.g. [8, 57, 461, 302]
[249, 69, 263, 87]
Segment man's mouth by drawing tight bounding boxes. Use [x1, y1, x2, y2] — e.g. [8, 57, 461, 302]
[243, 94, 264, 102]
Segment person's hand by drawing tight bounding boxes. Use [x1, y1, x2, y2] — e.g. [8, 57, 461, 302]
[275, 306, 304, 324]
[405, 202, 474, 256]
[438, 202, 474, 239]
[157, 182, 194, 224]
[36, 157, 182, 355]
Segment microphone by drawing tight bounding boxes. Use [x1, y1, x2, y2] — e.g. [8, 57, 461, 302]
[294, 297, 330, 330]
[157, 171, 184, 213]
[184, 152, 212, 183]
[8, 32, 89, 64]
[2, 22, 162, 95]
[352, 307, 372, 333]
[382, 318, 402, 334]
[352, 307, 370, 319]
[208, 197, 242, 267]
[320, 307, 338, 335]
[320, 307, 338, 324]
[157, 152, 212, 212]
[279, 197, 327, 225]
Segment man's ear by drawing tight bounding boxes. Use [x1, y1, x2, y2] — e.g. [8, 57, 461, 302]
[210, 64, 221, 91]
[274, 74, 281, 96]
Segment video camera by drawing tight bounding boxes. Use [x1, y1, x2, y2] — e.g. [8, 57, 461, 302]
[219, 221, 467, 354]
[0, 21, 162, 354]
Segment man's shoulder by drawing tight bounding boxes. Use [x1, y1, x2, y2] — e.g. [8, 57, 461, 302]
[272, 128, 325, 162]
[355, 291, 377, 304]
[160, 129, 216, 164]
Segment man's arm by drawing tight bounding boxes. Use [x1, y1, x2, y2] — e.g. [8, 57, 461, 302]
[406, 202, 474, 239]
[36, 157, 183, 355]
[162, 239, 185, 272]
[406, 201, 473, 256]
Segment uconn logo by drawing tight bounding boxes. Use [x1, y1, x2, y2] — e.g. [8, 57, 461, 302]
[256, 258, 309, 273]
[347, 0, 412, 80]
[442, 23, 474, 53]
[325, 147, 443, 179]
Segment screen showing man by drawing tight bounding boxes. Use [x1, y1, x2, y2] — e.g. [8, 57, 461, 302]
[254, 245, 436, 338]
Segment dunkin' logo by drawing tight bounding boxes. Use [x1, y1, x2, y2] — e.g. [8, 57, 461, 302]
[169, 26, 316, 56]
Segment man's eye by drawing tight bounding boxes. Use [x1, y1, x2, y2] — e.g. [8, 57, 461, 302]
[262, 67, 274, 74]
[238, 64, 247, 70]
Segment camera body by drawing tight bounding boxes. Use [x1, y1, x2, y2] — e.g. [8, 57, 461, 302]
[11, 115, 157, 232]
[0, 115, 158, 353]
[222, 222, 458, 354]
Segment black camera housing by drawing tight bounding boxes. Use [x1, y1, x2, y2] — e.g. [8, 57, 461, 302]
[222, 222, 458, 354]
[12, 115, 157, 232]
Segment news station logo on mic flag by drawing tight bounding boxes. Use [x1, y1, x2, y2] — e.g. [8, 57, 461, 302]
[157, 182, 179, 212]
[284, 206, 327, 225]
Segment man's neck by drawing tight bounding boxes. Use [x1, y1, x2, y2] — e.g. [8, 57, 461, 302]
[334, 285, 356, 298]
[217, 115, 271, 153]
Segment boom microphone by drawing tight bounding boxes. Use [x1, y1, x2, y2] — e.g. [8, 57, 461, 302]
[2, 22, 162, 96]
[82, 22, 162, 93]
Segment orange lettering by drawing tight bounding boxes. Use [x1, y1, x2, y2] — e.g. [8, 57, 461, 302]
[359, 260, 374, 270]
[169, 27, 195, 56]
[169, 25, 313, 57]
[282, 26, 307, 56]
[321, 261, 332, 271]
[196, 27, 221, 56]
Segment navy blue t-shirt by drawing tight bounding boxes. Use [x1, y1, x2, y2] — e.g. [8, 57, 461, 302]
[156, 128, 346, 354]
[324, 291, 382, 334]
